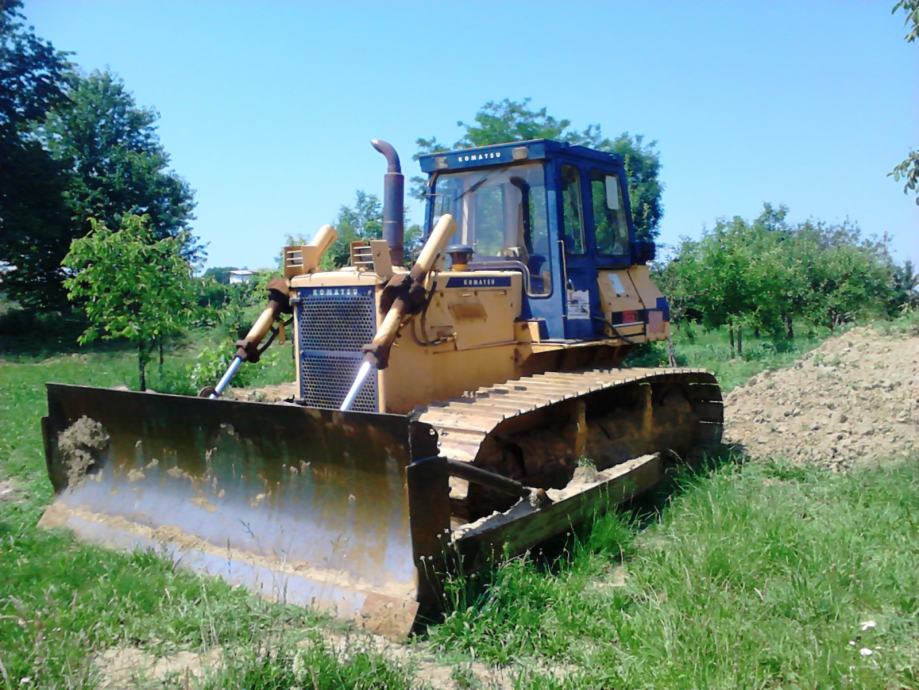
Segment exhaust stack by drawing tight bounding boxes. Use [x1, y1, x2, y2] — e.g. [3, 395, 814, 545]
[371, 139, 404, 266]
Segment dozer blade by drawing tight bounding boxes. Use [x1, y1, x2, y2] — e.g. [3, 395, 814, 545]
[39, 383, 439, 638]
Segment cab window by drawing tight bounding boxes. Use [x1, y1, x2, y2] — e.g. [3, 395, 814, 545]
[431, 163, 552, 295]
[591, 171, 629, 255]
[560, 164, 585, 254]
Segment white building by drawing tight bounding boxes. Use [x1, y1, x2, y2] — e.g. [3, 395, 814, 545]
[228, 269, 255, 285]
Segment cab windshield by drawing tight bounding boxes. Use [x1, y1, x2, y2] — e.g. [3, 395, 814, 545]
[431, 163, 551, 295]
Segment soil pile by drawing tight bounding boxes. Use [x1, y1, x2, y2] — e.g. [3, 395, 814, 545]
[724, 326, 918, 470]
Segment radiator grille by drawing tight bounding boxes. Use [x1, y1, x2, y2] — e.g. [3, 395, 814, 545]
[295, 286, 378, 412]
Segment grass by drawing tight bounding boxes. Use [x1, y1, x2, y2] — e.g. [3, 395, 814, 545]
[200, 635, 414, 690]
[429, 459, 919, 688]
[1, 317, 916, 688]
[0, 338, 322, 689]
[626, 323, 829, 391]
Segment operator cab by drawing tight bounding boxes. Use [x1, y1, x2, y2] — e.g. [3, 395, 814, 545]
[419, 139, 655, 340]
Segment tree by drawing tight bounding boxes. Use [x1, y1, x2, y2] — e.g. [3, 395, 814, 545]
[326, 190, 383, 267]
[413, 98, 664, 240]
[660, 217, 771, 355]
[0, 141, 74, 309]
[3, 65, 200, 311]
[202, 266, 237, 285]
[893, 0, 919, 41]
[285, 190, 384, 269]
[889, 259, 919, 311]
[40, 70, 198, 252]
[659, 204, 904, 354]
[0, 0, 73, 310]
[63, 214, 197, 390]
[890, 1, 918, 203]
[0, 0, 70, 134]
[793, 221, 900, 329]
[889, 150, 918, 201]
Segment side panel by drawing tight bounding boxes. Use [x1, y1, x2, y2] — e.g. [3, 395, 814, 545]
[596, 267, 669, 342]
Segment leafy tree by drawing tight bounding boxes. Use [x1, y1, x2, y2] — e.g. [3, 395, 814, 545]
[0, 0, 73, 310]
[0, 0, 70, 133]
[890, 259, 919, 311]
[40, 70, 199, 252]
[889, 150, 918, 201]
[0, 142, 73, 309]
[194, 275, 230, 326]
[793, 221, 901, 329]
[660, 218, 769, 355]
[63, 214, 197, 390]
[3, 64, 200, 311]
[413, 98, 663, 240]
[660, 205, 905, 354]
[326, 190, 383, 267]
[890, 1, 918, 202]
[893, 0, 919, 41]
[403, 222, 424, 262]
[202, 266, 237, 284]
[285, 190, 384, 269]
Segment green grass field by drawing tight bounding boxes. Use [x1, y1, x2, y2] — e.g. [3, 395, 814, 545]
[0, 323, 916, 688]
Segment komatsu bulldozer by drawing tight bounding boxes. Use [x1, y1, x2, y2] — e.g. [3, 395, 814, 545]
[40, 139, 722, 637]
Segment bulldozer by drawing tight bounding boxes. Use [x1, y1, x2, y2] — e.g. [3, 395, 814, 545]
[39, 139, 723, 637]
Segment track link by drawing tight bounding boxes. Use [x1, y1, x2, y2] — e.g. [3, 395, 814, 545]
[416, 367, 723, 519]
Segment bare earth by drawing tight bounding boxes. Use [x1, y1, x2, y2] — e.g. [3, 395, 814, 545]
[0, 478, 20, 503]
[724, 326, 919, 470]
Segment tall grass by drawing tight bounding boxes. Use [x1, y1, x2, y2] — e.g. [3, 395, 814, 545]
[627, 323, 828, 391]
[428, 459, 919, 688]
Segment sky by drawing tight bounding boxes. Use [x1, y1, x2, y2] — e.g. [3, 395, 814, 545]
[22, 0, 919, 269]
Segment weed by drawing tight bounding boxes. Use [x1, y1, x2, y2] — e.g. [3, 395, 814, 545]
[202, 638, 413, 690]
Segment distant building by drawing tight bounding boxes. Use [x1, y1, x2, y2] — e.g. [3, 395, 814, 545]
[228, 269, 255, 284]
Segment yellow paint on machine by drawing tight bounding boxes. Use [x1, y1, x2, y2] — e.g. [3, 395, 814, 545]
[290, 265, 670, 414]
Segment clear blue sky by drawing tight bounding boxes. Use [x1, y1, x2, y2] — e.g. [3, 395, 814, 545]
[24, 0, 919, 269]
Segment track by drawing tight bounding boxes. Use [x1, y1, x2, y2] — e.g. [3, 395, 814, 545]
[417, 367, 723, 519]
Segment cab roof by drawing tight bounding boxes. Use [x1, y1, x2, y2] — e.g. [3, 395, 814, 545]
[417, 139, 623, 174]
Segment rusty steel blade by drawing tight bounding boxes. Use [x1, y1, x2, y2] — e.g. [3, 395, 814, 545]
[39, 383, 426, 637]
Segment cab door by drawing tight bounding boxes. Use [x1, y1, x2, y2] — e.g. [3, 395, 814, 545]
[555, 158, 601, 339]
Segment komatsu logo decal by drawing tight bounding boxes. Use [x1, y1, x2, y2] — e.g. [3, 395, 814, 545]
[445, 276, 512, 288]
[309, 287, 365, 297]
[455, 151, 502, 163]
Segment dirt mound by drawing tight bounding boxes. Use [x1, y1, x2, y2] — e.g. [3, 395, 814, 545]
[724, 326, 918, 470]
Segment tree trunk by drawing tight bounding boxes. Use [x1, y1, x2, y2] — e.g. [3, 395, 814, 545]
[737, 326, 743, 356]
[667, 333, 678, 367]
[728, 325, 735, 358]
[158, 337, 164, 376]
[784, 313, 794, 340]
[138, 341, 147, 391]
